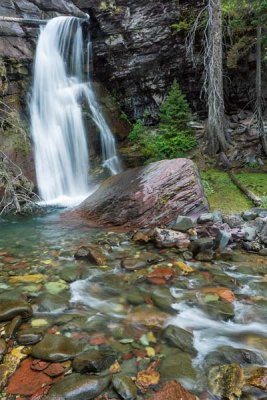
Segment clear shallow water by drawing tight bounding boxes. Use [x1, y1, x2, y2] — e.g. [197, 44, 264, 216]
[0, 212, 267, 397]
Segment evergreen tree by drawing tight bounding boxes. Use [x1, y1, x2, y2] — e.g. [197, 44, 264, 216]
[160, 79, 191, 136]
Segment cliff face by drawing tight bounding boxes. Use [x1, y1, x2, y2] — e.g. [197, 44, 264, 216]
[0, 0, 266, 179]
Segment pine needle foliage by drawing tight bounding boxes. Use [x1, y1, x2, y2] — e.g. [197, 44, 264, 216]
[128, 80, 196, 162]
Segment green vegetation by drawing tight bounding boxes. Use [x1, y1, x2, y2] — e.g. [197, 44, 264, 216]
[171, 19, 192, 33]
[201, 170, 267, 213]
[128, 80, 196, 162]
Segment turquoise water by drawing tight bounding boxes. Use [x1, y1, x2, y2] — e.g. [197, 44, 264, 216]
[0, 211, 267, 398]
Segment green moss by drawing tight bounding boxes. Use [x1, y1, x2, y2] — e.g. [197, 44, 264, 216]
[201, 170, 267, 212]
[201, 170, 252, 213]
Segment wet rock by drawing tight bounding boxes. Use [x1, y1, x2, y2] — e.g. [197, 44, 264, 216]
[243, 241, 261, 253]
[247, 367, 267, 390]
[59, 265, 80, 282]
[204, 346, 265, 370]
[202, 300, 235, 320]
[126, 289, 145, 305]
[4, 316, 22, 339]
[172, 216, 196, 232]
[30, 334, 84, 362]
[73, 159, 209, 229]
[37, 292, 70, 312]
[149, 380, 196, 400]
[0, 339, 7, 361]
[6, 358, 54, 396]
[163, 325, 196, 355]
[147, 267, 176, 285]
[74, 245, 107, 265]
[73, 349, 117, 373]
[126, 306, 169, 328]
[44, 280, 69, 295]
[159, 348, 196, 382]
[190, 238, 215, 255]
[154, 228, 190, 250]
[132, 230, 153, 244]
[208, 364, 244, 400]
[121, 258, 147, 271]
[112, 375, 137, 400]
[43, 362, 67, 377]
[183, 251, 193, 261]
[0, 300, 32, 322]
[17, 332, 43, 346]
[151, 287, 175, 312]
[46, 374, 110, 400]
[8, 274, 47, 284]
[201, 287, 236, 303]
[195, 250, 214, 261]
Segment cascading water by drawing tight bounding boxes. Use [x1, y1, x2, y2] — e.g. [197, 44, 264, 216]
[30, 16, 121, 205]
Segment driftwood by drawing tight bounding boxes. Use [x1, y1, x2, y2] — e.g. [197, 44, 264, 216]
[0, 15, 90, 26]
[228, 170, 262, 206]
[0, 151, 41, 215]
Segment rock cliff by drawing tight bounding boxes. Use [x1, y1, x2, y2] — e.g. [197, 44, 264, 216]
[0, 0, 266, 179]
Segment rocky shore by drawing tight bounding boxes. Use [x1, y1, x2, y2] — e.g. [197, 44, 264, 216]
[0, 201, 266, 399]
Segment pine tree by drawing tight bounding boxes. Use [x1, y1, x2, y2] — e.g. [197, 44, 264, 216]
[160, 80, 191, 136]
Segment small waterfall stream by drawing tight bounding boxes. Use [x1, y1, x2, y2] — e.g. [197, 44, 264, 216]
[30, 16, 121, 205]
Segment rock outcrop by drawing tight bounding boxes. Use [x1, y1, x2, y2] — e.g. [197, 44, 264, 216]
[73, 158, 209, 228]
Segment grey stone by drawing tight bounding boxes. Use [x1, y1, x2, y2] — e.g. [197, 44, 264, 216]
[173, 215, 196, 232]
[223, 214, 244, 229]
[190, 238, 215, 255]
[242, 210, 258, 221]
[163, 325, 196, 355]
[242, 226, 257, 242]
[215, 230, 232, 250]
[198, 213, 216, 223]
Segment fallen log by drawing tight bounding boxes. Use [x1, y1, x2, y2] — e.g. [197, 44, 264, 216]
[228, 170, 262, 206]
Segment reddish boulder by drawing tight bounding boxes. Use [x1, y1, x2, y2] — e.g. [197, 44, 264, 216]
[72, 159, 208, 229]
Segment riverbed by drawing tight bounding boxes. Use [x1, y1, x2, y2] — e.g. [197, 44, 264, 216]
[0, 210, 266, 399]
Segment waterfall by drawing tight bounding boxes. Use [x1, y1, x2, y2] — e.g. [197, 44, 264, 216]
[30, 16, 121, 205]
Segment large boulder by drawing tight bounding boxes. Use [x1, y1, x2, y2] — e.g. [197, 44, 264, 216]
[74, 159, 209, 229]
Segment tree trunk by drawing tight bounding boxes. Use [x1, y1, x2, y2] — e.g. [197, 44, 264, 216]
[256, 23, 267, 155]
[207, 0, 228, 155]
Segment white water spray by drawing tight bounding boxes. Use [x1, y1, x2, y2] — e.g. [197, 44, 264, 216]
[31, 16, 121, 205]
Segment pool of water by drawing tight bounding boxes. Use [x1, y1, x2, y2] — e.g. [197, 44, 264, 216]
[0, 211, 266, 398]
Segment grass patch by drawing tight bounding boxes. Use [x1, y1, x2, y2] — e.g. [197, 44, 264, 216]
[201, 170, 267, 213]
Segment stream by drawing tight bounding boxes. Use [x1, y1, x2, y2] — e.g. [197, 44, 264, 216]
[0, 210, 266, 398]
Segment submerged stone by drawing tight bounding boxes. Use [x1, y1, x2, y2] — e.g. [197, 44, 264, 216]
[163, 325, 196, 355]
[46, 374, 110, 400]
[208, 364, 244, 400]
[30, 334, 84, 362]
[112, 375, 137, 400]
[0, 300, 32, 322]
[73, 349, 117, 373]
